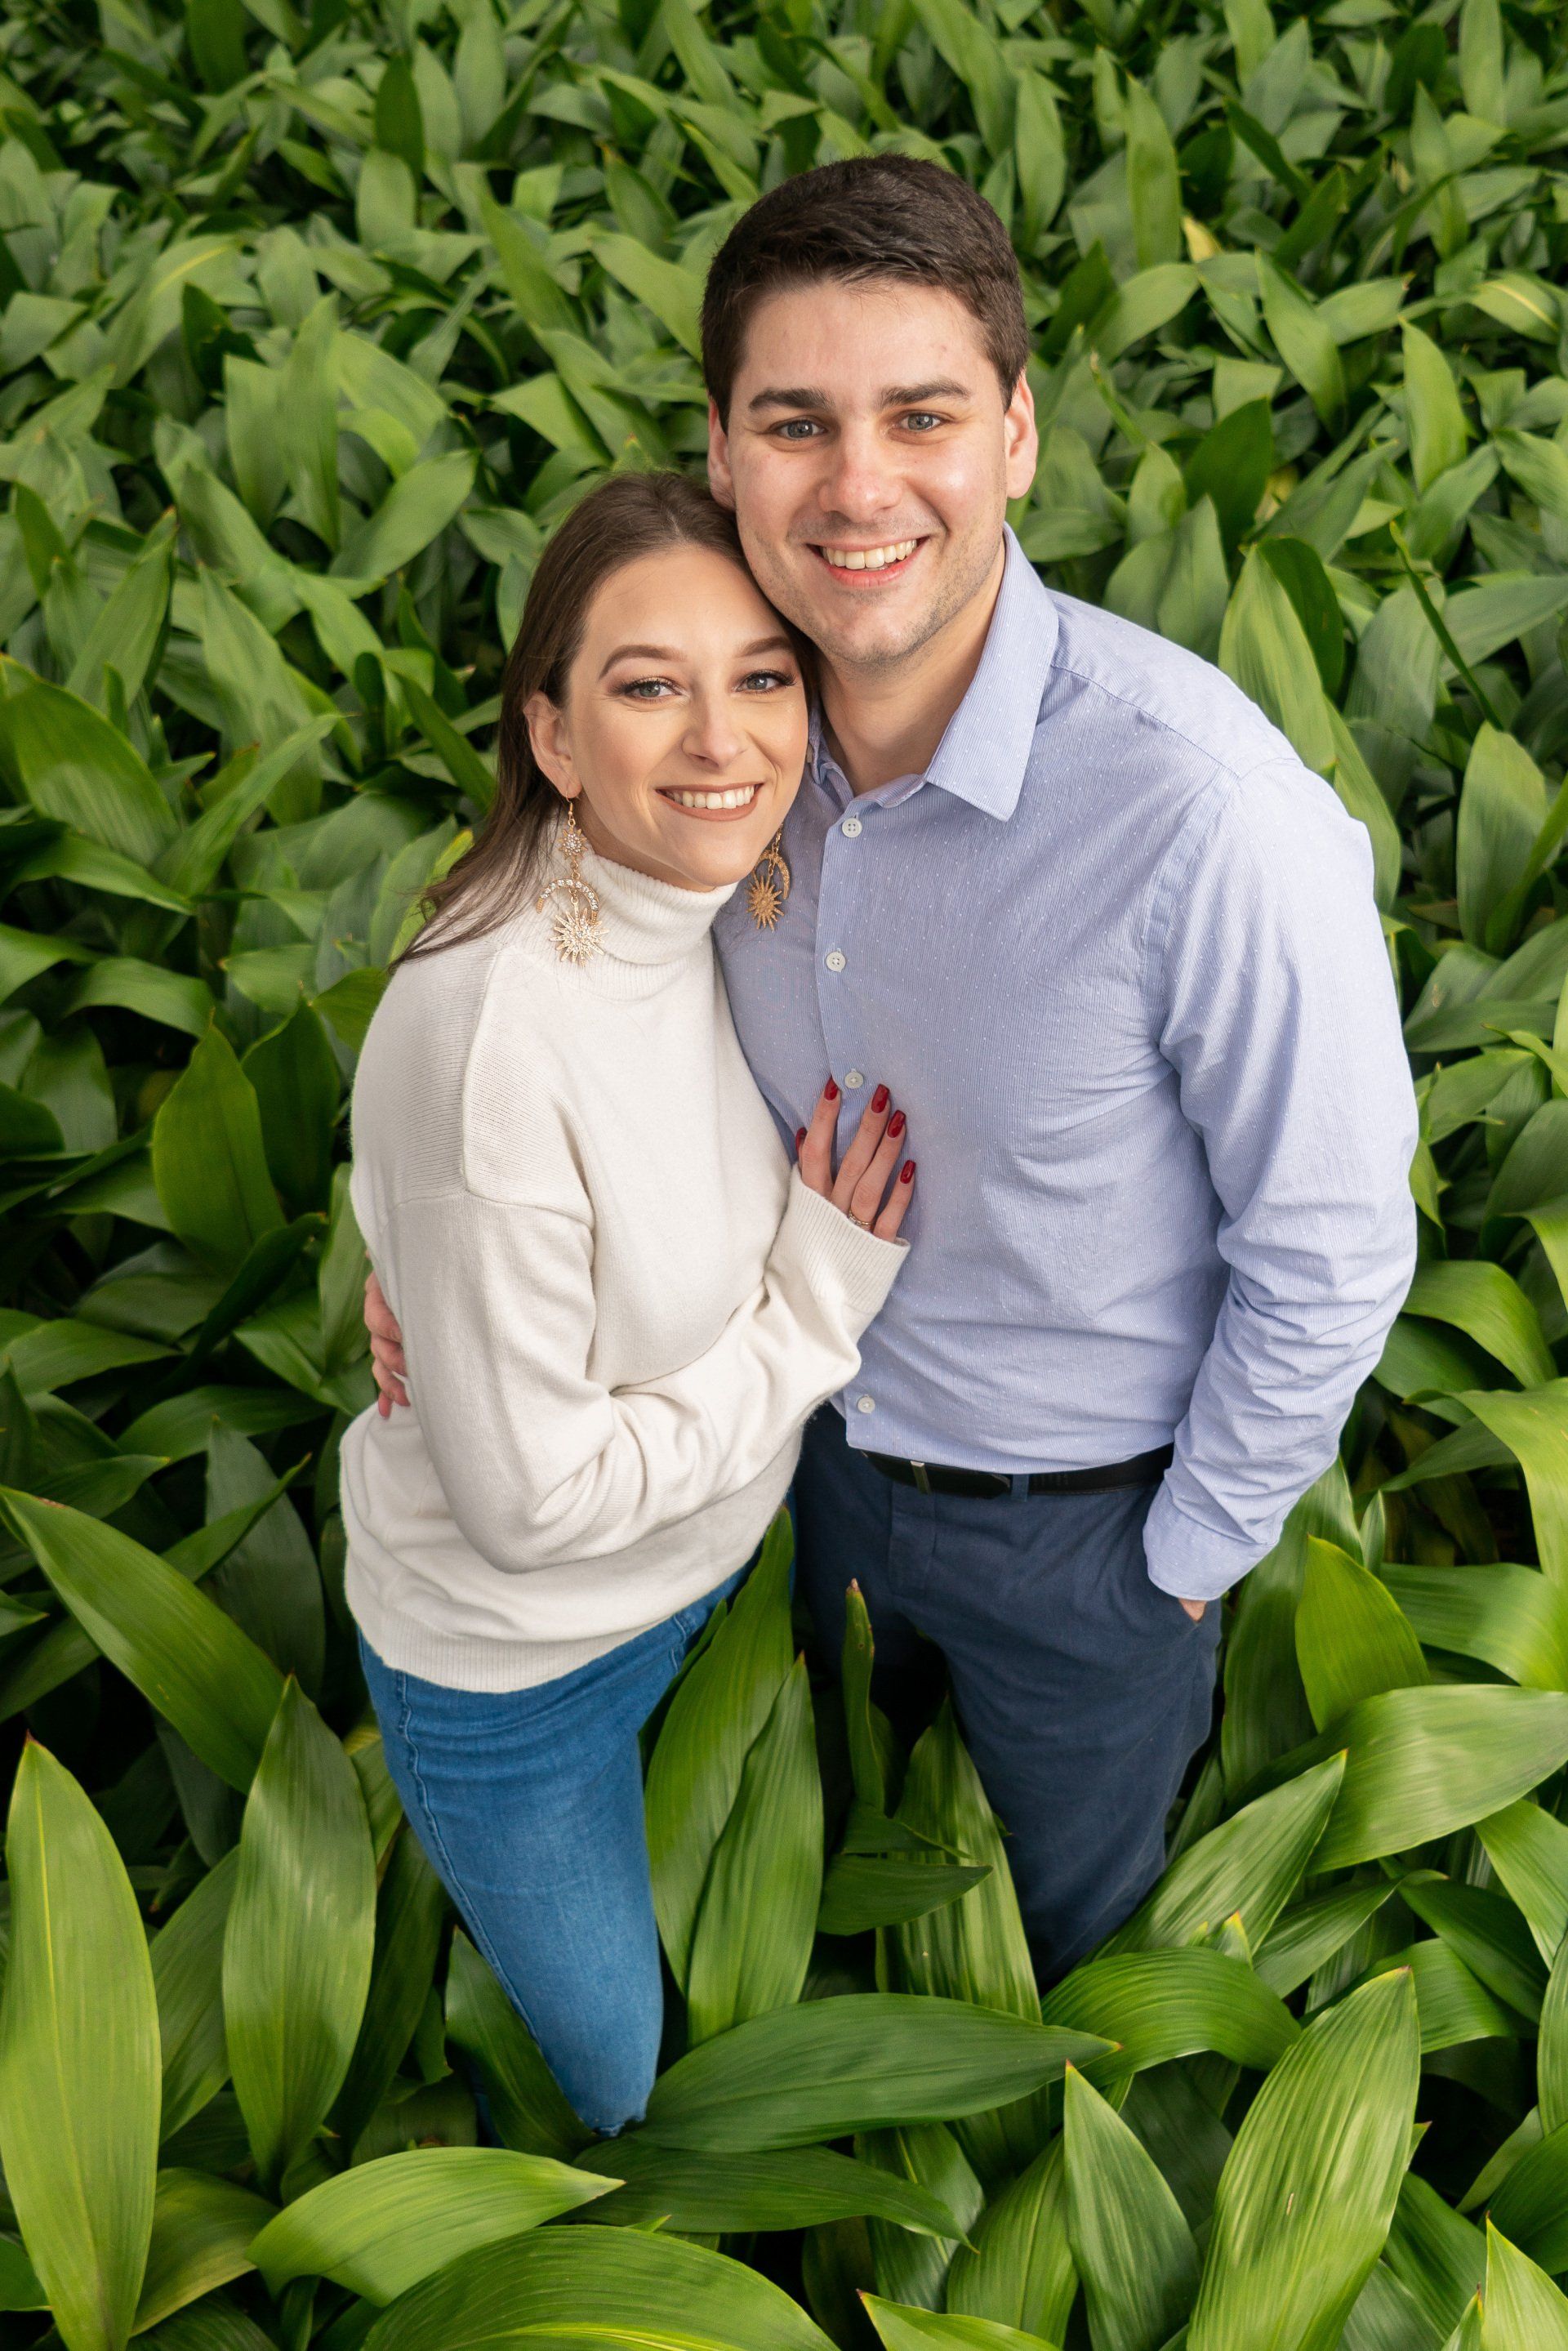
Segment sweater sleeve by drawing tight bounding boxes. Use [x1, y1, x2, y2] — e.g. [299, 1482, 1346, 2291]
[375, 1167, 906, 1573]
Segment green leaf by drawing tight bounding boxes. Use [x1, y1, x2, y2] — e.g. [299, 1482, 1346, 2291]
[1062, 2065, 1198, 2351]
[641, 1997, 1108, 2152]
[1319, 1685, 1568, 1869]
[862, 2304, 1059, 2351]
[153, 1849, 238, 2141]
[0, 1491, 283, 1790]
[1294, 1537, 1429, 1729]
[1258, 255, 1345, 426]
[1124, 72, 1182, 268]
[0, 664, 177, 865]
[334, 451, 476, 583]
[944, 2137, 1076, 2341]
[820, 1855, 991, 1934]
[222, 1679, 376, 2192]
[1186, 399, 1273, 553]
[1382, 1560, 1568, 1691]
[1402, 322, 1468, 493]
[243, 1004, 338, 1216]
[151, 1027, 283, 1276]
[646, 1518, 793, 1988]
[1478, 1801, 1568, 1962]
[1458, 727, 1550, 953]
[1039, 1948, 1298, 2084]
[588, 230, 702, 359]
[0, 1741, 161, 2351]
[1109, 1751, 1345, 1954]
[1187, 1970, 1420, 2351]
[687, 1654, 823, 2042]
[361, 2228, 838, 2351]
[134, 2169, 275, 2332]
[1480, 2224, 1568, 2345]
[250, 2145, 614, 2302]
[333, 1826, 447, 2154]
[571, 2138, 964, 2240]
[444, 1929, 590, 2161]
[1450, 1383, 1568, 1583]
[1219, 546, 1334, 773]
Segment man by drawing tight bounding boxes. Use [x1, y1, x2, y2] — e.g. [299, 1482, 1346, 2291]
[368, 155, 1418, 1978]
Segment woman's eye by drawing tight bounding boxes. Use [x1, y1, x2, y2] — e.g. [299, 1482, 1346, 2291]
[620, 678, 675, 700]
[740, 669, 796, 693]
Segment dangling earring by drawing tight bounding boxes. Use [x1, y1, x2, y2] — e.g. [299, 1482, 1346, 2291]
[747, 830, 791, 931]
[537, 803, 604, 966]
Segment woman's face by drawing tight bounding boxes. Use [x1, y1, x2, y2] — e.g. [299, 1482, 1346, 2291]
[525, 542, 810, 893]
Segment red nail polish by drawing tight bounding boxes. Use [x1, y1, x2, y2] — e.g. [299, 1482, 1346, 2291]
[795, 1127, 807, 1153]
[900, 1159, 915, 1184]
[871, 1084, 889, 1113]
[824, 1077, 839, 1101]
[888, 1109, 906, 1138]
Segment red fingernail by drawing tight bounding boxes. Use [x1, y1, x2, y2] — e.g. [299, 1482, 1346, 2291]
[795, 1126, 807, 1153]
[900, 1160, 915, 1184]
[871, 1084, 889, 1113]
[888, 1109, 906, 1138]
[824, 1077, 839, 1101]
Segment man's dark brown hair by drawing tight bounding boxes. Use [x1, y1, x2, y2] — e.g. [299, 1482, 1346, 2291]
[700, 154, 1029, 426]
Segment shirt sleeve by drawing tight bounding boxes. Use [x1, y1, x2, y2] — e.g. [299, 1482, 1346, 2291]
[373, 1167, 906, 1575]
[1140, 760, 1419, 1602]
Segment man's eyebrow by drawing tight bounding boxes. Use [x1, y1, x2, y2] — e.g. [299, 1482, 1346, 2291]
[746, 378, 974, 416]
[596, 634, 796, 679]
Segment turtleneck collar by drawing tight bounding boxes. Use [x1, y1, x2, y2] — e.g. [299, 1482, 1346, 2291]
[555, 827, 742, 967]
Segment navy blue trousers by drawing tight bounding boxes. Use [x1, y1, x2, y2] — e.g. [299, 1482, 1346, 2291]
[791, 1405, 1223, 1981]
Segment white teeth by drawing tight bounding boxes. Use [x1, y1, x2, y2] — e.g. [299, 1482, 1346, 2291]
[668, 786, 759, 810]
[821, 539, 918, 571]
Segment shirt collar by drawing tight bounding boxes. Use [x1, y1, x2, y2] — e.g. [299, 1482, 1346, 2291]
[806, 524, 1059, 823]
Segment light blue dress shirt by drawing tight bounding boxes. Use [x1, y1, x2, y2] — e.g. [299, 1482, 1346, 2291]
[713, 525, 1419, 1603]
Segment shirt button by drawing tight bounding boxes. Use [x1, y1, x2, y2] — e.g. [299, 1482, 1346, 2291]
[844, 1069, 865, 1089]
[825, 949, 846, 972]
[856, 1394, 876, 1413]
[840, 817, 862, 837]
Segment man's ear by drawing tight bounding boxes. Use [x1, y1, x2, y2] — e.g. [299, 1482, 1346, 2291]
[1003, 368, 1039, 503]
[707, 396, 737, 510]
[523, 691, 576, 796]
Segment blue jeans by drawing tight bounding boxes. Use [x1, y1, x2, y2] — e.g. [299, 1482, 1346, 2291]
[355, 1561, 748, 2135]
[792, 1406, 1222, 1981]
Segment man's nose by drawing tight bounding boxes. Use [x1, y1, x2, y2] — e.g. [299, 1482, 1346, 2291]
[815, 424, 904, 524]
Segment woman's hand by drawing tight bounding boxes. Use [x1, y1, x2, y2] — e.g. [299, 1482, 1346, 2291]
[795, 1077, 915, 1242]
[365, 1272, 409, 1417]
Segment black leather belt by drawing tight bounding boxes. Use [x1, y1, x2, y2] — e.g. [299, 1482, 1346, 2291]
[863, 1443, 1174, 1499]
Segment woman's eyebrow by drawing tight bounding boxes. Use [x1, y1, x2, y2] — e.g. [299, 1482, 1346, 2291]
[597, 634, 796, 679]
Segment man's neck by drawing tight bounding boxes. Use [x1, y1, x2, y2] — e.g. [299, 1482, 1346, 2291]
[817, 538, 1007, 797]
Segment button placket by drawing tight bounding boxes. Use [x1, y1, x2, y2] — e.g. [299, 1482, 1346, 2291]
[815, 798, 863, 1134]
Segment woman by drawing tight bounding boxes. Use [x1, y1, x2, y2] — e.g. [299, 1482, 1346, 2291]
[341, 471, 914, 2135]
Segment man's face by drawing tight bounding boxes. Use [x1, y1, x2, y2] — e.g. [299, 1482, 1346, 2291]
[707, 279, 1037, 677]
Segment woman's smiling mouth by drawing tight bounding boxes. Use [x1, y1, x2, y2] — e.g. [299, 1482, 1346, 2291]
[656, 783, 763, 815]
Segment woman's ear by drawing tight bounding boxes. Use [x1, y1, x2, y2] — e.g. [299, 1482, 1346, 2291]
[523, 691, 577, 796]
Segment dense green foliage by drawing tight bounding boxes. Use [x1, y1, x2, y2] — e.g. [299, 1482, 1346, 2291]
[0, 0, 1566, 2341]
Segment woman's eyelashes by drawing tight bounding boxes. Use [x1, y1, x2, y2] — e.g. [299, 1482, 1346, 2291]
[614, 667, 799, 702]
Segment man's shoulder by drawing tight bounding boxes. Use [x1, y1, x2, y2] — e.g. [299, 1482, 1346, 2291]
[1039, 587, 1296, 783]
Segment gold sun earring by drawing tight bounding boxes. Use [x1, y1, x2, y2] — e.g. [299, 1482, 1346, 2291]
[537, 802, 604, 966]
[747, 830, 791, 931]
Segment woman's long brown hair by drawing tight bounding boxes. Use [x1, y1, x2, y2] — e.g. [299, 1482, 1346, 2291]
[403, 470, 766, 960]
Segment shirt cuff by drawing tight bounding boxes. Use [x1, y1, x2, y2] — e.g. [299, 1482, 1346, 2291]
[1143, 1479, 1270, 1604]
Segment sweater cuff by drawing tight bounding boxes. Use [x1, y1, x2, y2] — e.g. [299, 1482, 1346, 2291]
[770, 1167, 909, 1326]
[1143, 1479, 1268, 1604]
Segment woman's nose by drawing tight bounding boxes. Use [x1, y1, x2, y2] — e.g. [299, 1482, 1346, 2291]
[682, 700, 748, 768]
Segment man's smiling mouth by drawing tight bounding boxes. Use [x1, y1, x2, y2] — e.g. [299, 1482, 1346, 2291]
[812, 538, 924, 578]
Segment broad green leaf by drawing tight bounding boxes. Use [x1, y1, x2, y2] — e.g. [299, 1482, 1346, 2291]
[1062, 2065, 1198, 2351]
[572, 2138, 964, 2240]
[645, 1515, 793, 1987]
[332, 1826, 448, 2154]
[133, 2170, 274, 2333]
[1402, 322, 1468, 493]
[1539, 1934, 1568, 2134]
[1294, 1538, 1428, 1729]
[820, 1856, 991, 1934]
[1188, 1970, 1420, 2351]
[361, 2227, 837, 2351]
[0, 1742, 160, 2351]
[1452, 1383, 1568, 1583]
[1478, 1802, 1568, 1962]
[1110, 1751, 1344, 1954]
[1039, 1948, 1297, 2083]
[1258, 255, 1345, 425]
[1382, 1561, 1568, 1691]
[0, 1491, 283, 1790]
[687, 1653, 823, 2043]
[944, 2137, 1076, 2341]
[641, 1997, 1108, 2152]
[1318, 1685, 1568, 1869]
[334, 450, 476, 582]
[153, 1849, 238, 2141]
[863, 2304, 1058, 2351]
[223, 1679, 376, 2192]
[589, 230, 702, 358]
[1459, 725, 1548, 952]
[150, 1028, 283, 1277]
[1219, 546, 1334, 772]
[0, 665, 177, 864]
[1481, 2224, 1568, 2345]
[444, 1929, 590, 2161]
[250, 2146, 615, 2302]
[1124, 73, 1181, 267]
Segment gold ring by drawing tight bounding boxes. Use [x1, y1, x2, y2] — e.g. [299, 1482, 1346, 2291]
[849, 1212, 871, 1229]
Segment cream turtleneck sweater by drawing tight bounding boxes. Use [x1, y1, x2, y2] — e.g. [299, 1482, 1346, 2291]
[340, 835, 907, 1692]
